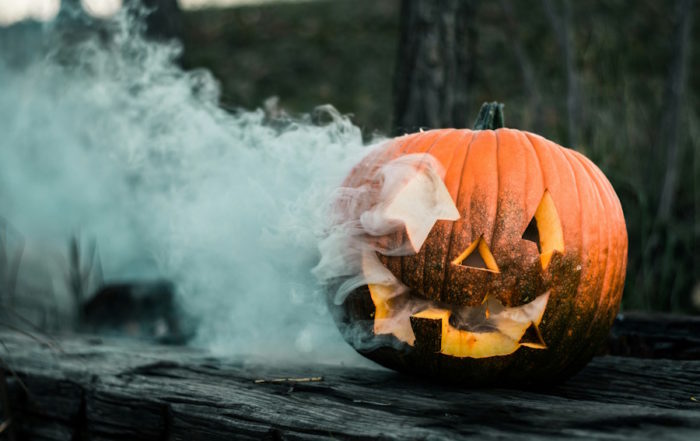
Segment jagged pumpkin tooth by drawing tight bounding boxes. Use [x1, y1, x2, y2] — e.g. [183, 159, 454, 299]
[519, 322, 547, 349]
[409, 311, 444, 354]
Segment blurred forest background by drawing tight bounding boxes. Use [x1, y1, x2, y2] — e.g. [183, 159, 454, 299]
[181, 0, 699, 313]
[1, 0, 698, 319]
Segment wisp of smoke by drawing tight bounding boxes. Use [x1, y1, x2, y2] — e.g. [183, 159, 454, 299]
[0, 7, 377, 364]
[313, 153, 456, 304]
[312, 151, 462, 350]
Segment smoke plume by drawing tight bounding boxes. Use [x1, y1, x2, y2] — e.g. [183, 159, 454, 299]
[0, 7, 377, 364]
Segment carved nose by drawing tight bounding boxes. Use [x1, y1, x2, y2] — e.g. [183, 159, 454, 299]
[451, 236, 500, 273]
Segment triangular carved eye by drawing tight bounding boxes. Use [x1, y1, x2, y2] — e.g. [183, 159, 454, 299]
[451, 236, 500, 273]
[522, 190, 564, 269]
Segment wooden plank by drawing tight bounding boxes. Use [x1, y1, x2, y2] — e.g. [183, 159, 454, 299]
[1, 330, 699, 440]
[605, 312, 700, 359]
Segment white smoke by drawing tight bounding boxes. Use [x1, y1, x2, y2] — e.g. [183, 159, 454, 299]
[312, 151, 466, 349]
[313, 153, 459, 306]
[0, 8, 377, 363]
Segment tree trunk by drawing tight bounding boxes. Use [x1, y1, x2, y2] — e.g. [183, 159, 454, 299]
[542, 0, 580, 147]
[499, 0, 544, 133]
[0, 369, 16, 441]
[392, 0, 476, 135]
[125, 0, 183, 41]
[58, 0, 182, 41]
[656, 0, 694, 222]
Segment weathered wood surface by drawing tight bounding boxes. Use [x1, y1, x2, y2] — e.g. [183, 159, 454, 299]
[1, 323, 700, 441]
[606, 312, 700, 359]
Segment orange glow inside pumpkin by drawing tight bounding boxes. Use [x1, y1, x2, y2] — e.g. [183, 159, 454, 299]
[533, 190, 565, 269]
[411, 297, 548, 358]
[368, 280, 549, 358]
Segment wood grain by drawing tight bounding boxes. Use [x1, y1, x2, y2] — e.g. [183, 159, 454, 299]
[1, 321, 699, 440]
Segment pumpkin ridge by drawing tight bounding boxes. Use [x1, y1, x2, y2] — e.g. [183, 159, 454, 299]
[521, 134, 531, 245]
[492, 128, 534, 276]
[455, 131, 500, 304]
[368, 138, 411, 281]
[440, 131, 480, 303]
[550, 144, 608, 364]
[388, 129, 447, 283]
[517, 132, 545, 240]
[596, 152, 627, 313]
[572, 149, 617, 203]
[490, 128, 502, 258]
[567, 150, 622, 363]
[400, 129, 457, 295]
[482, 129, 524, 375]
[594, 159, 623, 359]
[570, 152, 617, 370]
[421, 130, 474, 300]
[570, 151, 614, 318]
[471, 131, 499, 257]
[525, 132, 586, 374]
[520, 131, 532, 240]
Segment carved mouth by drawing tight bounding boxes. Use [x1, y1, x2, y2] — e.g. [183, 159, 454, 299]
[363, 246, 550, 359]
[369, 284, 549, 358]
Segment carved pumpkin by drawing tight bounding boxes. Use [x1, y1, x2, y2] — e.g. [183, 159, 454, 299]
[325, 103, 628, 385]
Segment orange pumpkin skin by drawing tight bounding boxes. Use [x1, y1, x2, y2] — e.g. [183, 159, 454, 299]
[331, 124, 628, 385]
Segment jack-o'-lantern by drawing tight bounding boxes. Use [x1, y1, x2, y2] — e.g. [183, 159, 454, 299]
[322, 103, 628, 385]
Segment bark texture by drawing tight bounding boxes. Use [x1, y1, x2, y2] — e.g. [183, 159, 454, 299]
[126, 0, 183, 41]
[656, 0, 694, 222]
[393, 0, 476, 134]
[542, 0, 580, 147]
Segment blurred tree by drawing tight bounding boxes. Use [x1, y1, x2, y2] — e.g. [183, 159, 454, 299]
[57, 0, 91, 21]
[392, 0, 476, 134]
[656, 0, 693, 222]
[635, 0, 695, 311]
[124, 0, 182, 41]
[499, 0, 543, 133]
[58, 0, 182, 41]
[541, 0, 580, 147]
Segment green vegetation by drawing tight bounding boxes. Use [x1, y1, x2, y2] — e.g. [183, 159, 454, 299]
[182, 0, 399, 135]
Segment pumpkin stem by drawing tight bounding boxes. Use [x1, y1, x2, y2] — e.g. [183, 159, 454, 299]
[472, 102, 505, 130]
